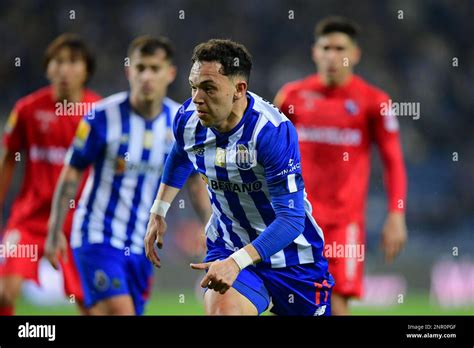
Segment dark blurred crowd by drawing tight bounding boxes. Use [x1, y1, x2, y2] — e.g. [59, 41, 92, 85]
[1, 0, 472, 244]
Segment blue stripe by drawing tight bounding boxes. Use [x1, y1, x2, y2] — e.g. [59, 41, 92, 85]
[102, 100, 130, 245]
[81, 150, 106, 246]
[282, 241, 300, 265]
[163, 103, 171, 128]
[151, 105, 173, 202]
[214, 134, 257, 245]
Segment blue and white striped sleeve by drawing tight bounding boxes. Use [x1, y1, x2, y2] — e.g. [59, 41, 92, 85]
[161, 102, 195, 189]
[251, 120, 306, 262]
[67, 110, 107, 170]
[257, 120, 305, 196]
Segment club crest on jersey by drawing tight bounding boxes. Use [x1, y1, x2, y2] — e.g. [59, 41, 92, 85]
[5, 111, 18, 134]
[215, 147, 226, 167]
[344, 99, 359, 116]
[73, 119, 91, 149]
[94, 270, 110, 292]
[192, 145, 205, 157]
[235, 144, 256, 170]
[115, 156, 126, 175]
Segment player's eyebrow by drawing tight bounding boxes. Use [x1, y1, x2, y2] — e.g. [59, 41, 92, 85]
[189, 79, 216, 87]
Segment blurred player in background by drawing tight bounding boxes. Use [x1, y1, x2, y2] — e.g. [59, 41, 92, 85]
[274, 17, 407, 315]
[145, 39, 334, 316]
[0, 33, 101, 315]
[47, 36, 210, 315]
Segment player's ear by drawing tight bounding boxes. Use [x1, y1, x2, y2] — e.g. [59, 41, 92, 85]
[233, 79, 247, 101]
[45, 63, 53, 83]
[124, 65, 130, 81]
[167, 64, 177, 84]
[351, 44, 361, 67]
[311, 43, 319, 65]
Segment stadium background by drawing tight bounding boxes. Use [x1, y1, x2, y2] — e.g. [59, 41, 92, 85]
[0, 0, 472, 315]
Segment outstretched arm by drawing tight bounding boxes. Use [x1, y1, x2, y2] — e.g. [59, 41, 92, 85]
[190, 188, 305, 294]
[144, 142, 195, 267]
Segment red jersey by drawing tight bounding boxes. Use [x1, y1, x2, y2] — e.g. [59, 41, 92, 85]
[278, 74, 406, 226]
[3, 86, 101, 236]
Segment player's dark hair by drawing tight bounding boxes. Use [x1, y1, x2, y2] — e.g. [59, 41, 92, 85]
[315, 16, 360, 43]
[128, 35, 175, 62]
[43, 33, 96, 83]
[191, 39, 252, 83]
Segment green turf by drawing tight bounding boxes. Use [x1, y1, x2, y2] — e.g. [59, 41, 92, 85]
[14, 292, 474, 315]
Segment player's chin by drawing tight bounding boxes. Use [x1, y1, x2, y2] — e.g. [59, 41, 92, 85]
[198, 118, 213, 128]
[55, 84, 72, 97]
[141, 94, 156, 102]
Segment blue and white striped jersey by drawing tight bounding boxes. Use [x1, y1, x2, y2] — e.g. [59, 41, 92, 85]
[174, 91, 325, 268]
[67, 92, 180, 254]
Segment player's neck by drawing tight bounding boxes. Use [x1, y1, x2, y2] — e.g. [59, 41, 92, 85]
[130, 94, 163, 120]
[214, 97, 248, 133]
[52, 87, 84, 103]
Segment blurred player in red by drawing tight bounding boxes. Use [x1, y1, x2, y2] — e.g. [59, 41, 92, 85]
[275, 17, 407, 315]
[0, 33, 101, 315]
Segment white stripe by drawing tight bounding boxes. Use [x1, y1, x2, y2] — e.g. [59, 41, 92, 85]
[208, 201, 234, 249]
[185, 100, 197, 112]
[204, 214, 219, 242]
[130, 114, 167, 253]
[183, 115, 200, 164]
[294, 234, 315, 264]
[217, 215, 236, 251]
[288, 174, 297, 193]
[270, 250, 286, 268]
[252, 114, 268, 146]
[249, 91, 288, 126]
[303, 190, 325, 242]
[109, 114, 145, 249]
[70, 169, 95, 248]
[131, 244, 143, 254]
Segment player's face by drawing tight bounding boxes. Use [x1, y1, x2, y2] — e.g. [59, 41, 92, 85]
[313, 32, 361, 85]
[188, 61, 237, 129]
[127, 49, 176, 103]
[46, 47, 88, 99]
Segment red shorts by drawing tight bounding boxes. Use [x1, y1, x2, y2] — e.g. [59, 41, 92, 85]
[321, 221, 365, 298]
[0, 227, 84, 303]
